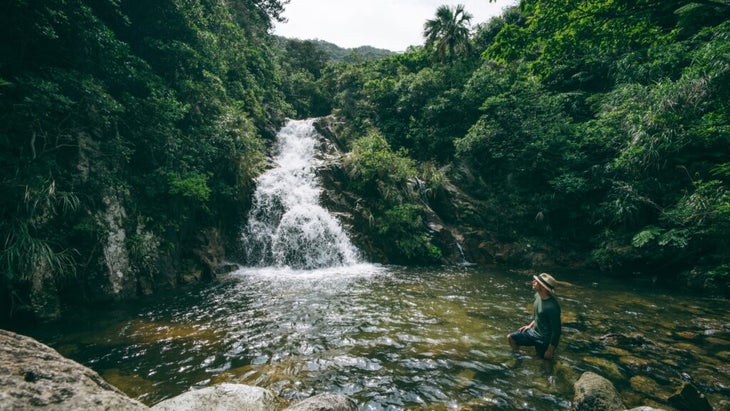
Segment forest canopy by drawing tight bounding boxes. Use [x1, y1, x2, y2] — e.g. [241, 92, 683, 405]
[318, 0, 730, 292]
[0, 0, 292, 319]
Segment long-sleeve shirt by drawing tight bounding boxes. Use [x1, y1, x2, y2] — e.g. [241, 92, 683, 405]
[533, 292, 561, 347]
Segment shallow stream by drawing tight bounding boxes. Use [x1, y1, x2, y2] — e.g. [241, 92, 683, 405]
[14, 120, 730, 409]
[15, 265, 730, 410]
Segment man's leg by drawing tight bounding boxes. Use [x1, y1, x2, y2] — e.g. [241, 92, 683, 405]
[535, 343, 547, 359]
[508, 331, 535, 351]
[507, 333, 518, 350]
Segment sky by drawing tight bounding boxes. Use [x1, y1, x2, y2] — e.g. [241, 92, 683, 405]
[273, 0, 519, 52]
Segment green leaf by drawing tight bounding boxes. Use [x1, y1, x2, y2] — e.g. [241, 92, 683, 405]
[168, 172, 211, 202]
[632, 226, 663, 248]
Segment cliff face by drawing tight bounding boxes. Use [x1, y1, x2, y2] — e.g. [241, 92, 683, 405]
[313, 116, 576, 269]
[311, 116, 477, 266]
[6, 188, 233, 323]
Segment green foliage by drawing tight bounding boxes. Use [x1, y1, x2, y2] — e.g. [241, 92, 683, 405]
[665, 180, 730, 228]
[168, 172, 212, 203]
[2, 221, 78, 282]
[376, 204, 442, 264]
[424, 5, 474, 62]
[2, 0, 729, 317]
[282, 38, 395, 62]
[1, 178, 80, 282]
[632, 226, 663, 248]
[344, 130, 417, 200]
[324, 45, 482, 162]
[0, 0, 289, 319]
[271, 37, 396, 118]
[340, 130, 443, 264]
[325, 0, 730, 290]
[691, 264, 730, 295]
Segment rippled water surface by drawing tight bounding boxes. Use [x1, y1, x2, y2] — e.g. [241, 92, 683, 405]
[17, 265, 730, 410]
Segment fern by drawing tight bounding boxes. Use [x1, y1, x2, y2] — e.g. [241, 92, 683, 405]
[658, 228, 690, 248]
[631, 226, 663, 248]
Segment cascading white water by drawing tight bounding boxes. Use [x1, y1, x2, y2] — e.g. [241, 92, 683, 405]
[242, 119, 360, 269]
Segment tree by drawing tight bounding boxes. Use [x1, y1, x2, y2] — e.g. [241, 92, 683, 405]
[423, 5, 473, 62]
[278, 39, 332, 117]
[0, 0, 290, 321]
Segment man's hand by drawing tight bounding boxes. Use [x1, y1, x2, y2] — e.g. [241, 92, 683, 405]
[518, 321, 534, 332]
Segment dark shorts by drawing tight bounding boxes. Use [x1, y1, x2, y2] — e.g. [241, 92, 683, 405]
[509, 328, 548, 357]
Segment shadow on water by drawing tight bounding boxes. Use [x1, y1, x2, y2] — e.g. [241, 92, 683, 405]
[11, 265, 730, 410]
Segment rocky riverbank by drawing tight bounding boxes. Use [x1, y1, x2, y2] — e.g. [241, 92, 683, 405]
[2, 328, 727, 411]
[0, 329, 355, 411]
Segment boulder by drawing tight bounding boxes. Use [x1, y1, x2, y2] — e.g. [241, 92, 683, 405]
[0, 329, 149, 410]
[284, 393, 358, 411]
[151, 383, 278, 411]
[572, 371, 626, 411]
[667, 382, 713, 411]
[599, 333, 653, 348]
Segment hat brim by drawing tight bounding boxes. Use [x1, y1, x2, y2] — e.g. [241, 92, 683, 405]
[533, 275, 556, 294]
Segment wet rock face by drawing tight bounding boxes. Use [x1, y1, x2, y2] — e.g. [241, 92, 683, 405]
[28, 259, 61, 321]
[0, 329, 149, 410]
[99, 193, 136, 298]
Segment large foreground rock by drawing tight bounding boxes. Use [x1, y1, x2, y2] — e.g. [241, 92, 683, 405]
[0, 329, 148, 410]
[151, 383, 278, 411]
[573, 371, 626, 411]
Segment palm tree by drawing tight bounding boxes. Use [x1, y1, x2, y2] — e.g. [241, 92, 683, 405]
[423, 4, 474, 61]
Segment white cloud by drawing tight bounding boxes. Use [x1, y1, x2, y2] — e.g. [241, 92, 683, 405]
[273, 0, 519, 52]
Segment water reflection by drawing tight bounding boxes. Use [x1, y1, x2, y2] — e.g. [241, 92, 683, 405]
[15, 266, 730, 410]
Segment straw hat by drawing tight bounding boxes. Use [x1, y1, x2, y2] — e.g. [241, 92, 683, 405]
[533, 272, 558, 294]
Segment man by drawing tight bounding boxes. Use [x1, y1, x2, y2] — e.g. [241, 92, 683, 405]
[507, 272, 562, 359]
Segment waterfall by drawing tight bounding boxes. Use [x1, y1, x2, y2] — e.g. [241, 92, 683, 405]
[242, 119, 360, 270]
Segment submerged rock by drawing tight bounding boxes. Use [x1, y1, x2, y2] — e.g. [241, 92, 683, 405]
[582, 356, 623, 380]
[667, 382, 713, 411]
[619, 355, 652, 372]
[0, 329, 148, 410]
[629, 375, 662, 398]
[600, 333, 653, 348]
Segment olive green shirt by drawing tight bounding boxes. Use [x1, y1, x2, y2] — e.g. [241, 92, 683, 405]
[533, 293, 561, 347]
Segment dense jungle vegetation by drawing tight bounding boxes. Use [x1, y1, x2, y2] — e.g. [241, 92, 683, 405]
[1, 0, 729, 322]
[317, 0, 730, 294]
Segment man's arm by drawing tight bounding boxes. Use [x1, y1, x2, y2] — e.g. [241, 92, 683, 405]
[544, 307, 561, 359]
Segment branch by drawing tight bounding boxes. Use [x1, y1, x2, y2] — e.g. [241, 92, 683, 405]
[30, 131, 37, 159]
